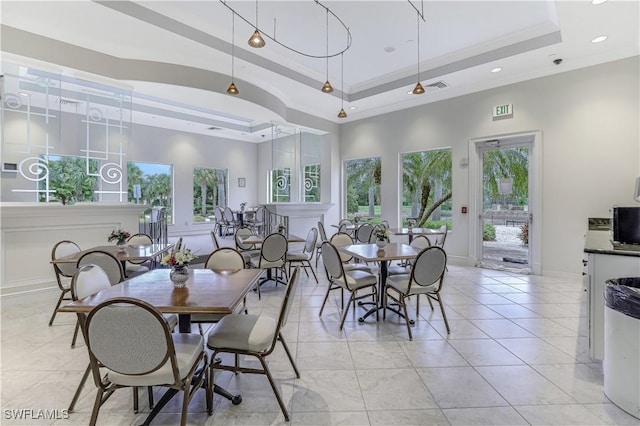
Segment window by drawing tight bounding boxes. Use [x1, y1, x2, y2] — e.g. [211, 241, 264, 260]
[345, 157, 381, 222]
[192, 167, 228, 223]
[127, 161, 173, 222]
[401, 148, 452, 228]
[38, 155, 99, 204]
[268, 123, 325, 203]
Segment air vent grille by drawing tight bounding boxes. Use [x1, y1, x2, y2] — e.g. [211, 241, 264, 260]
[426, 81, 448, 89]
[59, 98, 81, 105]
[207, 126, 222, 131]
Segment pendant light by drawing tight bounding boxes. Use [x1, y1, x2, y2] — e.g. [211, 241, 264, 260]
[321, 8, 333, 93]
[248, 0, 265, 48]
[412, 11, 425, 95]
[338, 53, 347, 118]
[227, 12, 239, 95]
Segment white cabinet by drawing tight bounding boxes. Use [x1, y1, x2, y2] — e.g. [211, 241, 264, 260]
[587, 251, 640, 360]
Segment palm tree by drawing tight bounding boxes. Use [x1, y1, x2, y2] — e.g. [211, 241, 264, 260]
[482, 147, 528, 208]
[402, 149, 452, 227]
[193, 168, 217, 216]
[127, 162, 144, 201]
[345, 157, 381, 216]
[215, 169, 227, 207]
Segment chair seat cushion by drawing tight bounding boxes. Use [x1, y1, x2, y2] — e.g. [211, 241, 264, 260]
[386, 265, 408, 276]
[336, 270, 377, 290]
[241, 250, 261, 262]
[386, 275, 437, 295]
[207, 314, 276, 353]
[344, 263, 375, 274]
[286, 251, 310, 261]
[250, 258, 284, 269]
[126, 264, 150, 273]
[107, 333, 204, 386]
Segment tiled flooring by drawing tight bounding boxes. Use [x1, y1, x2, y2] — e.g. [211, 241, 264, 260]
[2, 255, 639, 425]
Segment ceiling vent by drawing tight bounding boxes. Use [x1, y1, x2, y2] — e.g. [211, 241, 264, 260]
[207, 126, 222, 131]
[426, 81, 448, 89]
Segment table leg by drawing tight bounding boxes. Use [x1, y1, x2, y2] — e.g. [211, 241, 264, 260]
[358, 260, 413, 323]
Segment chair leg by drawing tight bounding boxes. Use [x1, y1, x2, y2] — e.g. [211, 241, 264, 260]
[400, 294, 413, 341]
[278, 333, 300, 378]
[49, 289, 68, 326]
[69, 364, 91, 412]
[179, 386, 190, 426]
[435, 294, 450, 334]
[416, 294, 420, 317]
[339, 293, 354, 330]
[89, 388, 104, 426]
[318, 283, 333, 317]
[71, 319, 81, 348]
[148, 386, 154, 409]
[257, 356, 290, 422]
[306, 260, 319, 284]
[133, 387, 139, 413]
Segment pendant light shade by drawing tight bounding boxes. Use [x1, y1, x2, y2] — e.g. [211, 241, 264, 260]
[248, 29, 265, 48]
[226, 82, 239, 95]
[322, 80, 334, 93]
[248, 0, 265, 48]
[412, 82, 425, 95]
[338, 108, 347, 118]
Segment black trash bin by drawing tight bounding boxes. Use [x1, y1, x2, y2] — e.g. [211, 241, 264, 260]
[604, 277, 640, 419]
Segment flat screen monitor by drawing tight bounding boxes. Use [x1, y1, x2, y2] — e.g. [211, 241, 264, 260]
[613, 207, 640, 245]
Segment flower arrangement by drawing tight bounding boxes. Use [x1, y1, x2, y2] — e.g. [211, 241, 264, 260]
[240, 202, 247, 212]
[277, 223, 287, 234]
[353, 214, 363, 224]
[161, 248, 196, 268]
[374, 227, 390, 241]
[108, 228, 131, 244]
[407, 219, 416, 228]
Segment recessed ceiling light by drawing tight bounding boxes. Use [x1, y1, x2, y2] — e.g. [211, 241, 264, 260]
[592, 0, 607, 4]
[591, 35, 608, 43]
[384, 46, 395, 53]
[349, 106, 357, 110]
[19, 92, 28, 96]
[407, 90, 414, 95]
[491, 67, 503, 73]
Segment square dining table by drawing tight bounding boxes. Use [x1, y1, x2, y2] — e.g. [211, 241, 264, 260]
[390, 227, 445, 243]
[59, 267, 262, 332]
[51, 243, 175, 276]
[337, 242, 420, 321]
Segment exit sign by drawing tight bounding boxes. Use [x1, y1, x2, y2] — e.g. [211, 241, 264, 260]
[493, 104, 513, 119]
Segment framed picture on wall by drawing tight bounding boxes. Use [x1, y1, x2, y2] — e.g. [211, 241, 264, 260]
[238, 177, 246, 187]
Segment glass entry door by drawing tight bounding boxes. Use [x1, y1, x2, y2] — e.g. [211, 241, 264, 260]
[479, 140, 531, 271]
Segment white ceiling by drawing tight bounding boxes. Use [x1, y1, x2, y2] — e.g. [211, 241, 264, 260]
[1, 0, 638, 142]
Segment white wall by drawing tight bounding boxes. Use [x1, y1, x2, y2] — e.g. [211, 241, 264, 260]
[339, 57, 640, 276]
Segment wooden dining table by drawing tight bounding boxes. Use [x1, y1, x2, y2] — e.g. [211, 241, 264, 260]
[51, 243, 175, 276]
[390, 227, 445, 243]
[60, 267, 262, 332]
[337, 242, 420, 322]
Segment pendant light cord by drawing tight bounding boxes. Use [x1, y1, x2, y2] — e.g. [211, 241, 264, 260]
[416, 11, 420, 81]
[231, 13, 235, 80]
[326, 9, 329, 80]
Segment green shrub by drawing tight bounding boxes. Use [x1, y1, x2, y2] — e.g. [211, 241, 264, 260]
[518, 222, 529, 245]
[483, 223, 496, 241]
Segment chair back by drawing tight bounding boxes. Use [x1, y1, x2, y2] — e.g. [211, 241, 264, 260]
[71, 264, 112, 301]
[205, 248, 246, 270]
[410, 235, 431, 250]
[210, 230, 220, 250]
[317, 221, 328, 242]
[127, 233, 152, 245]
[409, 246, 447, 293]
[303, 228, 318, 254]
[52, 240, 81, 279]
[85, 298, 173, 378]
[255, 207, 265, 222]
[224, 207, 235, 223]
[380, 220, 390, 230]
[434, 224, 448, 247]
[214, 207, 224, 224]
[278, 267, 300, 330]
[260, 233, 287, 264]
[320, 241, 346, 282]
[329, 232, 354, 263]
[338, 219, 352, 227]
[126, 233, 153, 265]
[77, 250, 124, 285]
[235, 226, 256, 251]
[355, 223, 374, 243]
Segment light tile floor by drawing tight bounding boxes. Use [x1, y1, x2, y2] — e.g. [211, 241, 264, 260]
[2, 256, 640, 425]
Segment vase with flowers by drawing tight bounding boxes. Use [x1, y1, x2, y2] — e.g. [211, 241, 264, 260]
[108, 228, 131, 251]
[161, 248, 196, 287]
[240, 202, 247, 212]
[374, 227, 390, 249]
